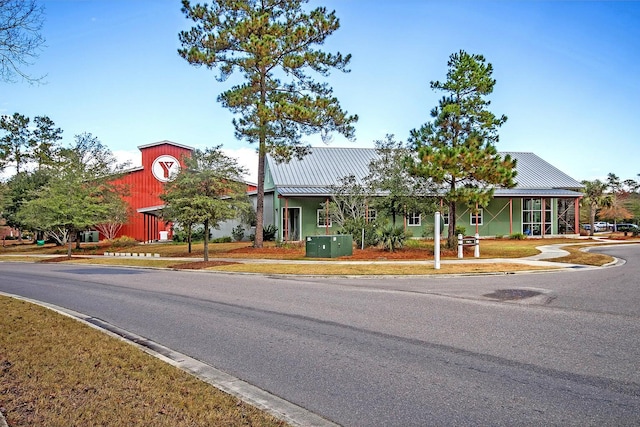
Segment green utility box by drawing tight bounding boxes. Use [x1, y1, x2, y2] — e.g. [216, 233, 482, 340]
[80, 231, 99, 243]
[305, 235, 353, 258]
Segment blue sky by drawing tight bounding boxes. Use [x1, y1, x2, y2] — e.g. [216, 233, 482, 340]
[2, 0, 639, 183]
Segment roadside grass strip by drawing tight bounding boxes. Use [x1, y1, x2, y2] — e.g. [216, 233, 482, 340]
[543, 245, 615, 266]
[205, 262, 557, 275]
[0, 297, 288, 427]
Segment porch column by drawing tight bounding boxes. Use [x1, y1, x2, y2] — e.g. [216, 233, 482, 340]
[509, 199, 513, 235]
[284, 197, 289, 241]
[403, 205, 407, 231]
[475, 202, 479, 235]
[326, 198, 329, 235]
[542, 198, 546, 237]
[575, 197, 581, 234]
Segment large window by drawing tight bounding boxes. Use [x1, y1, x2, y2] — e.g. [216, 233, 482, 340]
[407, 212, 421, 226]
[522, 198, 552, 236]
[442, 212, 449, 226]
[317, 209, 331, 227]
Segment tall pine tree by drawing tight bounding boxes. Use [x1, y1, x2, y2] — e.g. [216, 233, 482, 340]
[178, 0, 357, 247]
[408, 50, 516, 248]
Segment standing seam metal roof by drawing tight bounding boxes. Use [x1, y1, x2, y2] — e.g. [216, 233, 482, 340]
[266, 147, 583, 195]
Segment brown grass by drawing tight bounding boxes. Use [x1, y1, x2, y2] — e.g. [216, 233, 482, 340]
[0, 296, 287, 427]
[206, 262, 556, 275]
[543, 244, 615, 266]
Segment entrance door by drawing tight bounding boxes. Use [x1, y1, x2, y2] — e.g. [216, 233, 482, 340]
[282, 207, 301, 241]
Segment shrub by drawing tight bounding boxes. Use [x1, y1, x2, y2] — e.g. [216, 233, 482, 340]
[211, 236, 232, 243]
[377, 225, 407, 252]
[231, 225, 245, 242]
[250, 224, 278, 242]
[110, 235, 138, 247]
[509, 233, 527, 240]
[341, 217, 379, 248]
[172, 228, 206, 242]
[454, 225, 466, 236]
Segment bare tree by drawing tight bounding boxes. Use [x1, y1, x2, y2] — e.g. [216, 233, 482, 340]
[0, 0, 45, 83]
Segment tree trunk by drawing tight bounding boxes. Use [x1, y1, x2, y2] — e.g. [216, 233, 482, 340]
[255, 148, 266, 248]
[254, 69, 267, 249]
[187, 224, 192, 254]
[67, 230, 73, 259]
[203, 219, 209, 262]
[447, 200, 457, 249]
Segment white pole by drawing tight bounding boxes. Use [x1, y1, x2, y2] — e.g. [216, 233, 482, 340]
[434, 212, 441, 270]
[458, 233, 463, 259]
[474, 233, 480, 258]
[361, 228, 365, 250]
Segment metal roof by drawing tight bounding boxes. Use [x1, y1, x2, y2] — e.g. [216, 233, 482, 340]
[266, 147, 583, 197]
[137, 140, 194, 151]
[502, 151, 583, 190]
[267, 147, 378, 187]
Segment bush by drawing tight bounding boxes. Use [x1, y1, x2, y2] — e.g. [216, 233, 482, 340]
[231, 225, 245, 242]
[341, 218, 379, 248]
[249, 224, 278, 242]
[454, 225, 466, 236]
[509, 233, 527, 240]
[377, 225, 407, 252]
[211, 236, 232, 243]
[110, 235, 138, 247]
[172, 228, 206, 242]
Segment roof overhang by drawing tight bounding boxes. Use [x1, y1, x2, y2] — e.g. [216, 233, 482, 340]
[137, 205, 165, 216]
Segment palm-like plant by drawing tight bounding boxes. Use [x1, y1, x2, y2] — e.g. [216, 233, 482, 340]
[377, 225, 406, 252]
[581, 179, 613, 236]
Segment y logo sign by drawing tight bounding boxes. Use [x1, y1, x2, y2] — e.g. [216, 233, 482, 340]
[152, 155, 180, 182]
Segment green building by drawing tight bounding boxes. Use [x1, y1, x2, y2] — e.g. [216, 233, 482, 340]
[260, 147, 583, 241]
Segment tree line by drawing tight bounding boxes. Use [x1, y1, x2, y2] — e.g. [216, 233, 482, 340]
[0, 114, 131, 256]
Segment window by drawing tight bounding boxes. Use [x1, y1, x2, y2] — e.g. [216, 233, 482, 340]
[522, 198, 551, 236]
[442, 212, 449, 226]
[407, 212, 421, 226]
[367, 209, 377, 222]
[317, 209, 331, 227]
[470, 209, 483, 225]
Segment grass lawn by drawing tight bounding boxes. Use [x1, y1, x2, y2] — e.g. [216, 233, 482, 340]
[0, 296, 287, 427]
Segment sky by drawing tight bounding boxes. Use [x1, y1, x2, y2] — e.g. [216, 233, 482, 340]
[2, 0, 639, 184]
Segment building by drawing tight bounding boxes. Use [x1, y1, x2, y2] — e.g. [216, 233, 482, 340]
[106, 140, 258, 243]
[108, 140, 193, 242]
[261, 147, 584, 240]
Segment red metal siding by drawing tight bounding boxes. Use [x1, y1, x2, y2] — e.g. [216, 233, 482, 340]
[108, 142, 192, 242]
[103, 141, 255, 242]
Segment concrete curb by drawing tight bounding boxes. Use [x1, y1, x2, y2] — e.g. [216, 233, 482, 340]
[0, 292, 338, 427]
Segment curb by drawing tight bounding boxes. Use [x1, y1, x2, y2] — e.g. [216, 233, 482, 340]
[0, 292, 338, 427]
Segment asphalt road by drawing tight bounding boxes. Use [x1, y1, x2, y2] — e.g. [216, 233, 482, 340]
[1, 244, 639, 426]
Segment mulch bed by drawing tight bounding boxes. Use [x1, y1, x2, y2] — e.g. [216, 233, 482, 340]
[169, 260, 241, 270]
[38, 256, 90, 263]
[228, 245, 466, 260]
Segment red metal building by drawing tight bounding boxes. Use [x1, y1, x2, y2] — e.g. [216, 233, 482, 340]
[109, 140, 193, 242]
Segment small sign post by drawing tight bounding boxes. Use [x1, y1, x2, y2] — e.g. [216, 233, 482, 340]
[458, 233, 480, 259]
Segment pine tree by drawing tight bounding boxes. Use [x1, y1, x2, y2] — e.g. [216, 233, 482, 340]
[178, 0, 357, 247]
[408, 50, 516, 248]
